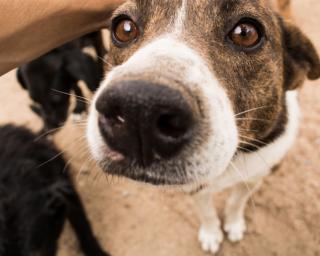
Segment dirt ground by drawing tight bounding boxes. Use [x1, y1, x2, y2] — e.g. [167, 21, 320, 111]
[0, 1, 319, 256]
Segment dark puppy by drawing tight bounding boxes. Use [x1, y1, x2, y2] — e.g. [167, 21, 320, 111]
[17, 32, 106, 134]
[0, 125, 109, 256]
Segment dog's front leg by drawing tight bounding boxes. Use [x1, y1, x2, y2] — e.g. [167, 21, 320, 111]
[224, 178, 263, 243]
[194, 191, 223, 254]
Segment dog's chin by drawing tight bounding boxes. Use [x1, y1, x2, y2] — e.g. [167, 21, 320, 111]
[88, 128, 237, 188]
[92, 145, 223, 188]
[97, 158, 193, 186]
[101, 159, 210, 194]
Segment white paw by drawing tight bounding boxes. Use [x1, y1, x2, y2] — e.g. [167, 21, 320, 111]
[71, 112, 87, 122]
[198, 226, 223, 254]
[224, 218, 246, 242]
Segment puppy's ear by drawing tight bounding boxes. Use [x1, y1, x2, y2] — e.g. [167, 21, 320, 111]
[281, 20, 320, 90]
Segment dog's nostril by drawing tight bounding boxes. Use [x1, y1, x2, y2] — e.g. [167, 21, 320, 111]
[157, 113, 189, 139]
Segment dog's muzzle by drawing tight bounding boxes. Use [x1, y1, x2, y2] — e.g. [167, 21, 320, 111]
[95, 80, 196, 167]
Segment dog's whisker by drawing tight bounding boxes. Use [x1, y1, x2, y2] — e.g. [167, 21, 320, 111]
[78, 157, 97, 182]
[239, 140, 261, 149]
[36, 135, 85, 168]
[77, 152, 106, 187]
[238, 140, 271, 165]
[51, 89, 91, 104]
[239, 141, 272, 169]
[36, 150, 66, 169]
[35, 118, 88, 141]
[236, 118, 272, 123]
[238, 128, 259, 132]
[236, 146, 270, 171]
[34, 125, 66, 141]
[239, 135, 268, 146]
[237, 146, 253, 153]
[92, 166, 103, 185]
[238, 141, 273, 168]
[76, 150, 95, 183]
[229, 161, 257, 213]
[53, 88, 92, 103]
[71, 121, 88, 126]
[62, 155, 74, 175]
[59, 135, 99, 185]
[97, 55, 114, 69]
[235, 106, 270, 117]
[97, 55, 108, 64]
[255, 151, 272, 169]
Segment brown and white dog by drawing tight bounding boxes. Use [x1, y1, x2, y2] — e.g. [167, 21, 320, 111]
[87, 0, 320, 254]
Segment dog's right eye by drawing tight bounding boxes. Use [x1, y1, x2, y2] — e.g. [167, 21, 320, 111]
[112, 17, 139, 47]
[227, 18, 264, 52]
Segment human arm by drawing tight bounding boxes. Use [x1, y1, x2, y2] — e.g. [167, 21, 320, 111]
[0, 0, 124, 75]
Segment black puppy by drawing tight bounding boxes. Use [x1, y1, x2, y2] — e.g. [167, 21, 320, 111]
[0, 125, 109, 256]
[17, 32, 106, 134]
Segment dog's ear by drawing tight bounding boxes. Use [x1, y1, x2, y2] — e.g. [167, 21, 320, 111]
[281, 20, 320, 90]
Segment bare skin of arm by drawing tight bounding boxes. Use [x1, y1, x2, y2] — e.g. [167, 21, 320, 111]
[0, 0, 124, 75]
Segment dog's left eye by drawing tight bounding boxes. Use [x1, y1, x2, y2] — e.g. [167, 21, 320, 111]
[228, 19, 263, 50]
[112, 17, 139, 47]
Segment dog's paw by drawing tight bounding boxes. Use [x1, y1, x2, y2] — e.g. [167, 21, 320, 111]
[71, 112, 87, 122]
[198, 225, 223, 254]
[224, 217, 246, 242]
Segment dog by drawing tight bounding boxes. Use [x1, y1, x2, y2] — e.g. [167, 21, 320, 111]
[17, 32, 106, 134]
[0, 125, 109, 256]
[86, 0, 320, 254]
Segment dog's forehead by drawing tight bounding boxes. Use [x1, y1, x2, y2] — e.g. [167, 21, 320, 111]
[125, 0, 269, 19]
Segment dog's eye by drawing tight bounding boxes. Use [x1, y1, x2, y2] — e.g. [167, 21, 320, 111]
[112, 17, 139, 47]
[228, 20, 263, 49]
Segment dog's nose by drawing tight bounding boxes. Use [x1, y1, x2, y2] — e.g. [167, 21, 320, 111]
[96, 80, 195, 167]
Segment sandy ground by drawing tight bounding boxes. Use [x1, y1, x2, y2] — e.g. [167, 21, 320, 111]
[0, 1, 319, 256]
